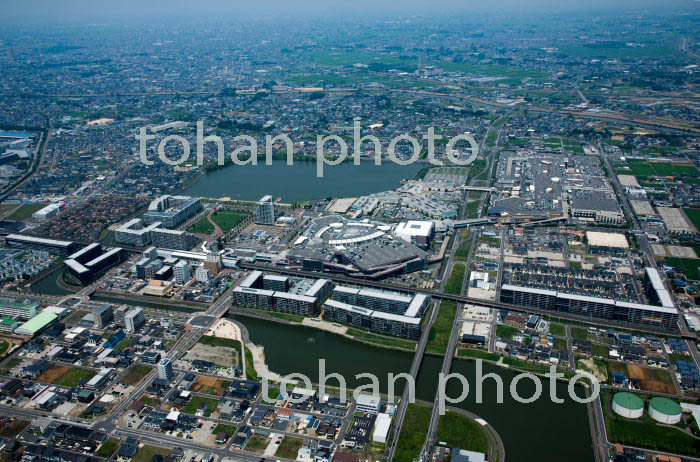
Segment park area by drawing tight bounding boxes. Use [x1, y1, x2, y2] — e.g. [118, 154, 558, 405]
[188, 210, 249, 234]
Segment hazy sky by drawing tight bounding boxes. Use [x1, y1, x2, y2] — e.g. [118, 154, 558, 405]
[2, 0, 697, 23]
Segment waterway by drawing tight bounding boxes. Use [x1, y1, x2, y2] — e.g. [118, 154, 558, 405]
[230, 314, 594, 462]
[181, 160, 423, 203]
[29, 266, 76, 296]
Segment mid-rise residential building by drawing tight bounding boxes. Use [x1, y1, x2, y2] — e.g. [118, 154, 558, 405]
[174, 260, 191, 284]
[255, 195, 275, 225]
[157, 358, 175, 382]
[125, 308, 146, 333]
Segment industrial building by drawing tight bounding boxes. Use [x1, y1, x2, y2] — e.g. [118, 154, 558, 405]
[143, 195, 202, 228]
[612, 392, 644, 419]
[5, 234, 78, 255]
[255, 195, 276, 225]
[32, 203, 62, 221]
[15, 311, 58, 337]
[648, 397, 682, 424]
[64, 243, 126, 285]
[500, 284, 678, 329]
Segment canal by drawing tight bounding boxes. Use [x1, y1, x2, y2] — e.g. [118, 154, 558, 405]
[230, 315, 594, 462]
[181, 159, 423, 203]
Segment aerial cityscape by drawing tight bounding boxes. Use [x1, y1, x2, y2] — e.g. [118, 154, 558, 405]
[0, 0, 699, 461]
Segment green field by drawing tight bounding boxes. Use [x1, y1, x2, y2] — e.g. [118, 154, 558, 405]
[181, 396, 219, 417]
[560, 45, 678, 59]
[444, 263, 466, 295]
[245, 435, 270, 453]
[55, 368, 97, 387]
[496, 324, 518, 339]
[457, 348, 500, 362]
[455, 235, 472, 259]
[6, 203, 48, 221]
[437, 411, 489, 454]
[549, 323, 566, 337]
[187, 216, 215, 234]
[684, 209, 700, 231]
[665, 257, 700, 281]
[592, 344, 610, 358]
[426, 301, 458, 355]
[198, 335, 243, 351]
[96, 439, 121, 458]
[570, 327, 589, 340]
[553, 338, 568, 351]
[213, 423, 237, 436]
[119, 364, 153, 386]
[133, 445, 171, 462]
[211, 210, 249, 232]
[276, 436, 304, 459]
[347, 328, 416, 351]
[395, 402, 432, 462]
[618, 159, 698, 178]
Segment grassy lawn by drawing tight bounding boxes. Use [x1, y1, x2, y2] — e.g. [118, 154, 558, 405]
[244, 346, 260, 382]
[347, 328, 416, 351]
[570, 327, 589, 340]
[213, 423, 237, 435]
[133, 445, 171, 462]
[592, 344, 610, 358]
[181, 396, 219, 417]
[245, 435, 270, 454]
[6, 203, 48, 221]
[496, 324, 518, 339]
[549, 323, 566, 337]
[275, 436, 304, 459]
[444, 263, 466, 295]
[119, 364, 153, 386]
[55, 368, 97, 387]
[502, 357, 554, 374]
[553, 338, 568, 351]
[0, 341, 9, 356]
[395, 402, 432, 462]
[187, 216, 215, 234]
[139, 395, 161, 407]
[664, 256, 700, 281]
[96, 438, 121, 458]
[457, 348, 500, 362]
[455, 236, 472, 260]
[426, 301, 458, 355]
[608, 419, 700, 456]
[198, 335, 243, 351]
[211, 210, 249, 232]
[437, 411, 489, 454]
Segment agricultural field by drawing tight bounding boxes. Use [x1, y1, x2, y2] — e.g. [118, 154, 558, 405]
[684, 209, 700, 231]
[664, 256, 700, 281]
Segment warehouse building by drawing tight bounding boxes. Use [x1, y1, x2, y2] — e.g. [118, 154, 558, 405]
[15, 311, 58, 337]
[5, 234, 78, 255]
[500, 284, 678, 329]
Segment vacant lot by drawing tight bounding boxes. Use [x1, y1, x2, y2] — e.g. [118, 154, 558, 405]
[6, 203, 48, 221]
[276, 436, 304, 459]
[37, 365, 96, 387]
[627, 364, 677, 394]
[119, 364, 153, 386]
[190, 376, 231, 396]
[183, 342, 239, 368]
[133, 445, 171, 462]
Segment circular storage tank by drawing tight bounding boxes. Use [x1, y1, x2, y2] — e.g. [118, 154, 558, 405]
[612, 392, 644, 419]
[648, 397, 682, 424]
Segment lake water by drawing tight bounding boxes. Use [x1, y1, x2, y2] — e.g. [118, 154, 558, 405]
[181, 160, 423, 203]
[230, 315, 594, 462]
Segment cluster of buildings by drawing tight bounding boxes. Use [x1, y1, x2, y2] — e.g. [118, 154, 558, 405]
[232, 271, 333, 316]
[287, 215, 430, 279]
[324, 286, 430, 339]
[64, 243, 126, 285]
